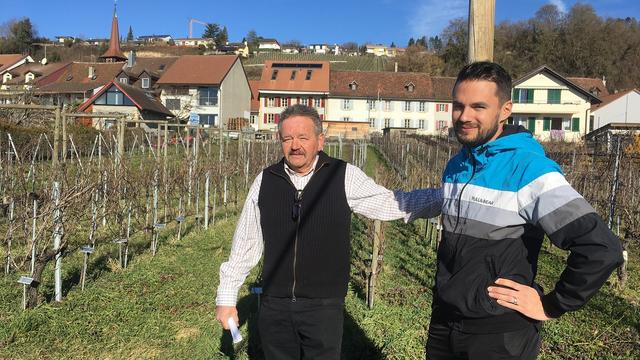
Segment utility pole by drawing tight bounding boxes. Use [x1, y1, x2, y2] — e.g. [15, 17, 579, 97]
[468, 0, 495, 63]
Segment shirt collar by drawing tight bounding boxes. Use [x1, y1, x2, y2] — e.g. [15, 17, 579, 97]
[284, 154, 319, 177]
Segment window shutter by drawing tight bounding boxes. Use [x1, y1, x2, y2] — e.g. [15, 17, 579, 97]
[543, 117, 551, 131]
[297, 97, 301, 104]
[512, 89, 520, 103]
[572, 117, 580, 132]
[276, 97, 280, 107]
[263, 114, 267, 124]
[527, 89, 534, 103]
[320, 114, 324, 121]
[445, 104, 449, 112]
[275, 114, 280, 124]
[308, 97, 313, 107]
[436, 105, 439, 112]
[527, 117, 536, 133]
[321, 98, 325, 108]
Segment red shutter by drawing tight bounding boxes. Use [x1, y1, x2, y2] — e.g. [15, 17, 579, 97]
[275, 114, 280, 124]
[308, 97, 313, 106]
[445, 104, 449, 112]
[297, 97, 301, 104]
[263, 114, 267, 123]
[320, 114, 324, 121]
[288, 97, 292, 106]
[436, 105, 439, 112]
[276, 97, 281, 107]
[321, 98, 325, 108]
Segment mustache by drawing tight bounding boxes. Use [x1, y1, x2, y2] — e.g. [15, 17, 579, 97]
[289, 150, 305, 155]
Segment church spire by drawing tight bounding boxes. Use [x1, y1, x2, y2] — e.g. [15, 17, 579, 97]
[100, 0, 127, 63]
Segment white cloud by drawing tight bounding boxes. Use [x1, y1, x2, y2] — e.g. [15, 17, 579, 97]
[409, 0, 467, 38]
[549, 0, 567, 13]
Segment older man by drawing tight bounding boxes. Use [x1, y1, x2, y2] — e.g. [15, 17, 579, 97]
[216, 104, 441, 359]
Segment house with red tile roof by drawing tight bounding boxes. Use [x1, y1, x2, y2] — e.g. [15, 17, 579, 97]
[257, 60, 330, 131]
[327, 70, 455, 136]
[156, 55, 250, 128]
[589, 89, 640, 132]
[77, 79, 174, 129]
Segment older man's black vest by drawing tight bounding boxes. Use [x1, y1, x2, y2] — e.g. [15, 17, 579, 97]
[258, 151, 351, 299]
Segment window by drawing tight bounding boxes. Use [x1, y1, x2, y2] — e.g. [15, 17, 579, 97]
[437, 120, 447, 130]
[267, 97, 275, 107]
[383, 100, 391, 111]
[250, 114, 257, 124]
[314, 98, 321, 107]
[405, 83, 415, 92]
[349, 81, 358, 91]
[562, 119, 572, 131]
[342, 117, 351, 122]
[367, 100, 376, 110]
[282, 97, 289, 107]
[300, 98, 308, 106]
[290, 71, 296, 80]
[198, 87, 218, 106]
[418, 102, 426, 112]
[25, 73, 35, 83]
[436, 104, 447, 112]
[165, 98, 181, 110]
[271, 70, 278, 80]
[369, 118, 376, 127]
[418, 119, 426, 129]
[119, 77, 128, 85]
[513, 88, 534, 104]
[404, 119, 411, 128]
[305, 70, 312, 80]
[141, 77, 150, 89]
[547, 89, 561, 104]
[404, 101, 412, 112]
[384, 118, 391, 128]
[589, 115, 594, 132]
[341, 99, 352, 111]
[94, 86, 134, 106]
[199, 114, 217, 126]
[267, 113, 275, 124]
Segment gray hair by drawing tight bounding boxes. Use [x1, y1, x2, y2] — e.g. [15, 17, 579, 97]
[278, 104, 323, 135]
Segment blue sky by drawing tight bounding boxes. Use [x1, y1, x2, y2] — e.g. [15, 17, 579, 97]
[4, 0, 639, 46]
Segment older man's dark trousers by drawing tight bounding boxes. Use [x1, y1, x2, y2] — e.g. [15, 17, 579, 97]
[258, 295, 344, 360]
[425, 321, 540, 360]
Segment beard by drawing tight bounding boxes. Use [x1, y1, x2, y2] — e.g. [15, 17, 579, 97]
[454, 116, 502, 148]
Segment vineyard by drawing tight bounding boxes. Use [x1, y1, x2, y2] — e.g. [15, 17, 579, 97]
[0, 109, 639, 359]
[243, 53, 388, 72]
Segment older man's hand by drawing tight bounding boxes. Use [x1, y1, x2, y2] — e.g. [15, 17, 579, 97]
[216, 305, 239, 330]
[487, 278, 552, 321]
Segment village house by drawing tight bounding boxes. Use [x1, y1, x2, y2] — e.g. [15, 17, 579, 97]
[308, 44, 329, 54]
[174, 38, 214, 48]
[77, 79, 174, 129]
[258, 39, 281, 52]
[217, 42, 250, 58]
[509, 66, 604, 142]
[156, 55, 251, 128]
[0, 60, 68, 103]
[137, 35, 173, 44]
[256, 60, 330, 132]
[585, 89, 640, 151]
[327, 71, 455, 137]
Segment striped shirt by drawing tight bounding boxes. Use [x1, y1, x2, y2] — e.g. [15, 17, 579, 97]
[216, 156, 443, 306]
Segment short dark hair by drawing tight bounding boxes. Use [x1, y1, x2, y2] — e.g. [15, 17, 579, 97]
[279, 104, 323, 135]
[453, 62, 512, 104]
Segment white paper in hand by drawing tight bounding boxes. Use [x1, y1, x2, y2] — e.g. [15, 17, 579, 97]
[227, 317, 243, 344]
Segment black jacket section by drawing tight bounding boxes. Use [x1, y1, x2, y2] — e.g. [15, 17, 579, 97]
[541, 212, 623, 318]
[258, 151, 351, 299]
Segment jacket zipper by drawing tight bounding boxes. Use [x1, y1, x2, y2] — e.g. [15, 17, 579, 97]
[452, 150, 477, 235]
[270, 161, 329, 302]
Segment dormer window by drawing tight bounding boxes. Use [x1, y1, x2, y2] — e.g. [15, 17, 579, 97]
[271, 69, 278, 80]
[3, 73, 12, 83]
[141, 77, 150, 89]
[305, 70, 312, 80]
[349, 81, 358, 91]
[25, 73, 35, 83]
[405, 83, 415, 92]
[119, 77, 128, 85]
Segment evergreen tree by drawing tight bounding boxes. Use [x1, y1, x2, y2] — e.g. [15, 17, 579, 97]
[126, 26, 134, 42]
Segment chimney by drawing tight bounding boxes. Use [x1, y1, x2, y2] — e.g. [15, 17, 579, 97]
[127, 50, 136, 68]
[394, 62, 398, 73]
[88, 66, 95, 78]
